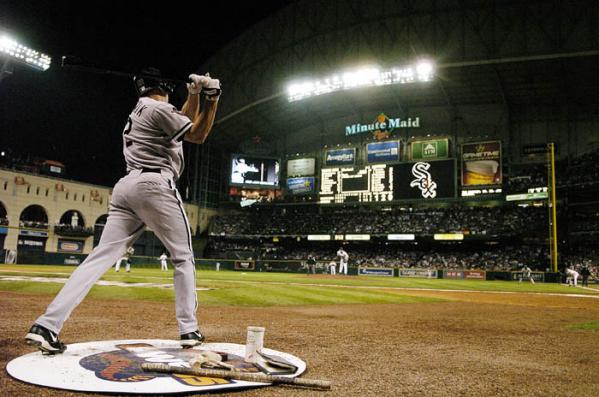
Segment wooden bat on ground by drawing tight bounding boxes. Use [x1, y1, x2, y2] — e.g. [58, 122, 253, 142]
[141, 363, 332, 390]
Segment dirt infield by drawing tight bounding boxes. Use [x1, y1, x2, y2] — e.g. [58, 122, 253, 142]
[2, 290, 599, 396]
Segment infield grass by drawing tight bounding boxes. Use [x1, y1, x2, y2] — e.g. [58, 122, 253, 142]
[1, 265, 598, 307]
[568, 320, 599, 331]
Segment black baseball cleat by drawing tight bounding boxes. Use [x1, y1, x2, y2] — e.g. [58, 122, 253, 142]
[180, 330, 205, 348]
[25, 324, 67, 355]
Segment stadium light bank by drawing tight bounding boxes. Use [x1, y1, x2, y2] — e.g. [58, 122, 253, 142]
[286, 60, 434, 102]
[0, 34, 52, 72]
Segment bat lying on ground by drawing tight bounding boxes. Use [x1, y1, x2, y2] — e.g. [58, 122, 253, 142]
[141, 362, 332, 390]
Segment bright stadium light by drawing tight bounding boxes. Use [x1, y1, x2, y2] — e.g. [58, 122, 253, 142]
[287, 60, 435, 102]
[0, 34, 52, 71]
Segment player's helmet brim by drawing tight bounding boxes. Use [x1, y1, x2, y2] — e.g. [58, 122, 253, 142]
[133, 67, 176, 97]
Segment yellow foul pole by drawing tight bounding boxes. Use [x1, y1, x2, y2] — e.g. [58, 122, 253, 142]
[547, 143, 558, 272]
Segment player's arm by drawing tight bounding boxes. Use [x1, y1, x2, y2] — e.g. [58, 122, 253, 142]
[185, 77, 220, 144]
[185, 97, 219, 144]
[183, 74, 221, 144]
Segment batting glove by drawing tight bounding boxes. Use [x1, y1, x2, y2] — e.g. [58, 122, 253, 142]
[203, 77, 221, 100]
[188, 73, 211, 95]
[187, 82, 201, 95]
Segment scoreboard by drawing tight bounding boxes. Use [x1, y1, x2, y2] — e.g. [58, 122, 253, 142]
[319, 165, 394, 203]
[319, 160, 456, 203]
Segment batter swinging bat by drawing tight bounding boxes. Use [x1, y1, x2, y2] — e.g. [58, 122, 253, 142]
[141, 363, 332, 390]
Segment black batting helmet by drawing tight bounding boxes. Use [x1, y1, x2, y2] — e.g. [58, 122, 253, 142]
[133, 67, 176, 97]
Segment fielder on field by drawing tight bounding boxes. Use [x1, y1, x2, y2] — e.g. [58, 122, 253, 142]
[329, 260, 336, 275]
[115, 246, 135, 272]
[337, 247, 349, 275]
[26, 68, 220, 354]
[519, 265, 535, 284]
[159, 251, 169, 272]
[566, 267, 580, 287]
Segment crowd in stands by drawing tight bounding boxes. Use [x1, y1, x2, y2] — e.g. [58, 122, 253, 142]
[507, 164, 547, 193]
[53, 224, 94, 236]
[207, 242, 544, 270]
[19, 220, 49, 229]
[209, 206, 548, 237]
[564, 148, 599, 187]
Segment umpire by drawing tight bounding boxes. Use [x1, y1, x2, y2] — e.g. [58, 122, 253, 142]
[580, 265, 591, 287]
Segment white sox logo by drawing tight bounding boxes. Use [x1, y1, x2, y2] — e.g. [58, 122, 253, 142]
[410, 162, 437, 198]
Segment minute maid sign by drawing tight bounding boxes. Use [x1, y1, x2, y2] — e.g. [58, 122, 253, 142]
[345, 113, 420, 138]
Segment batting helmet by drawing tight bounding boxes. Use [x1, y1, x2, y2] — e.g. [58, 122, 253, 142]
[133, 67, 176, 97]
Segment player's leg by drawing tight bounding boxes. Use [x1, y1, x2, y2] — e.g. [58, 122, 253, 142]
[29, 204, 144, 351]
[129, 174, 199, 339]
[126, 259, 130, 272]
[115, 258, 122, 272]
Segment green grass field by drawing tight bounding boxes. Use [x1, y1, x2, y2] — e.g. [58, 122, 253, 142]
[1, 264, 598, 307]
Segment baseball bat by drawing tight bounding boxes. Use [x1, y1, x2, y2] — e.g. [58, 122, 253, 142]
[141, 363, 331, 390]
[60, 56, 186, 84]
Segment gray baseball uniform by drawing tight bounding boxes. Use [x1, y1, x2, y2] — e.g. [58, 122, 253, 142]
[35, 96, 198, 335]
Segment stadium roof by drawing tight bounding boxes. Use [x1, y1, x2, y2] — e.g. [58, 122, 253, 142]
[201, 0, 599, 151]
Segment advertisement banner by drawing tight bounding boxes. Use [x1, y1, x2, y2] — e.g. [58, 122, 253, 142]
[464, 270, 486, 280]
[411, 139, 449, 160]
[324, 148, 355, 166]
[358, 267, 394, 277]
[287, 177, 315, 194]
[58, 239, 84, 253]
[366, 141, 400, 163]
[64, 255, 82, 265]
[234, 260, 255, 271]
[398, 269, 438, 278]
[393, 159, 456, 199]
[511, 271, 545, 282]
[462, 141, 502, 186]
[287, 158, 315, 177]
[444, 270, 464, 279]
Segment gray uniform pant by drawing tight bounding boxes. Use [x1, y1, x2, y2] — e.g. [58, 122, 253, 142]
[36, 170, 198, 335]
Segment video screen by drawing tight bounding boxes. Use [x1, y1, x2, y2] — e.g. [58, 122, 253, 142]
[230, 155, 280, 187]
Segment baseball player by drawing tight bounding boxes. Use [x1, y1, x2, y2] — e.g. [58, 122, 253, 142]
[566, 267, 580, 287]
[519, 265, 535, 284]
[115, 246, 135, 272]
[337, 247, 349, 275]
[329, 260, 337, 275]
[25, 68, 220, 354]
[159, 251, 169, 272]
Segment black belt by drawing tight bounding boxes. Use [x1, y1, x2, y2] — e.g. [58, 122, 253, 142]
[128, 167, 162, 174]
[141, 167, 162, 173]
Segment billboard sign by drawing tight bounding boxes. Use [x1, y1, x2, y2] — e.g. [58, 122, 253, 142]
[398, 269, 438, 278]
[287, 158, 315, 177]
[411, 139, 449, 159]
[324, 148, 356, 166]
[366, 141, 400, 163]
[462, 141, 502, 186]
[358, 267, 394, 276]
[58, 239, 84, 253]
[393, 159, 456, 199]
[287, 177, 315, 194]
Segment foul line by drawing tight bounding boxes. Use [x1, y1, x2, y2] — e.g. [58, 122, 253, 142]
[0, 275, 212, 291]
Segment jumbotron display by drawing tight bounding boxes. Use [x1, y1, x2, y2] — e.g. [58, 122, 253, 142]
[230, 155, 280, 187]
[319, 160, 456, 203]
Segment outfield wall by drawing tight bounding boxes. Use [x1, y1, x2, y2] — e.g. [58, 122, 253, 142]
[2, 252, 571, 282]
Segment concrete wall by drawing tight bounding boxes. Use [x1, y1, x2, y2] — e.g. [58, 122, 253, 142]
[0, 169, 203, 254]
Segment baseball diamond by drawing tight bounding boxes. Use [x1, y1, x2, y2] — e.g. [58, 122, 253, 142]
[2, 1, 599, 396]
